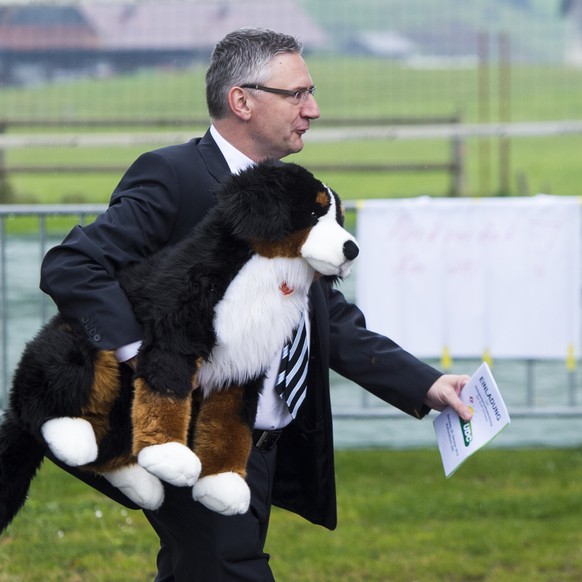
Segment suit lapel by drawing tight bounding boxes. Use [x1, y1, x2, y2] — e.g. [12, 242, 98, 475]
[197, 130, 232, 184]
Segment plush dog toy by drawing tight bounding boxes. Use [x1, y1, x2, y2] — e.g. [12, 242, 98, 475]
[0, 160, 359, 533]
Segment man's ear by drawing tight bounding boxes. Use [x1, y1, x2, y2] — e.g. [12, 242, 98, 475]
[228, 87, 252, 121]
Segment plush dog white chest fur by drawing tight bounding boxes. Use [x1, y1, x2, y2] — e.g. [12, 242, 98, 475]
[198, 254, 314, 393]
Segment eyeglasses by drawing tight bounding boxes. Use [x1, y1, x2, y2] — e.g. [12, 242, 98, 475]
[240, 84, 316, 104]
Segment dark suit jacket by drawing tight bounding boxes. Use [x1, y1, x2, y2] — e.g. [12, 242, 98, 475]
[40, 130, 442, 530]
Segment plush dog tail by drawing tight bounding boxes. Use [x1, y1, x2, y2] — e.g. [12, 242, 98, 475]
[0, 409, 45, 534]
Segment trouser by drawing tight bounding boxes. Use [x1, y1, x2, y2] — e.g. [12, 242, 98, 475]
[144, 440, 279, 582]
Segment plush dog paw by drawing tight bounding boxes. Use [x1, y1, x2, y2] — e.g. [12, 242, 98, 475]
[41, 417, 98, 466]
[102, 464, 165, 510]
[192, 472, 251, 516]
[137, 442, 201, 487]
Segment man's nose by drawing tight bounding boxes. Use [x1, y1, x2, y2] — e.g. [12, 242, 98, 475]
[302, 95, 320, 119]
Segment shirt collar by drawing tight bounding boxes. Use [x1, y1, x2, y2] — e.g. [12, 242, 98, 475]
[210, 125, 255, 175]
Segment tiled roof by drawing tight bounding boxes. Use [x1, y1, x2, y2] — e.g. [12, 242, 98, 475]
[0, 1, 327, 51]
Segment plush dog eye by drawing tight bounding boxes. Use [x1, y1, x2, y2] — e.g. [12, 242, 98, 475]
[310, 207, 328, 225]
[311, 204, 328, 218]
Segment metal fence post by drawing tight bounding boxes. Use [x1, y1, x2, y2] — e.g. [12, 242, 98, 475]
[450, 132, 466, 197]
[0, 122, 8, 201]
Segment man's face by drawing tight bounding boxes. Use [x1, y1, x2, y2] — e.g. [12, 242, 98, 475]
[246, 52, 320, 161]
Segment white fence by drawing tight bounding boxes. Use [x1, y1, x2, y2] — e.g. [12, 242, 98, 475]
[0, 203, 580, 424]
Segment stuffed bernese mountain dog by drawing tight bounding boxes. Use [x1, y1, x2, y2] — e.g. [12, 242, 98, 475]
[0, 160, 359, 532]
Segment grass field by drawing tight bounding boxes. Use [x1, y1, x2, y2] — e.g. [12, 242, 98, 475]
[2, 60, 582, 203]
[1, 448, 581, 581]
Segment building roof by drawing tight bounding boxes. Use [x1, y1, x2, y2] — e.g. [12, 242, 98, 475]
[0, 1, 327, 52]
[0, 5, 97, 49]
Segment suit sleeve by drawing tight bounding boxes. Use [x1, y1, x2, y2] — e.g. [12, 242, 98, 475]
[327, 284, 441, 418]
[40, 150, 185, 351]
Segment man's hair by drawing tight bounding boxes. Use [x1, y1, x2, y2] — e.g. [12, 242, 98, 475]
[206, 28, 303, 119]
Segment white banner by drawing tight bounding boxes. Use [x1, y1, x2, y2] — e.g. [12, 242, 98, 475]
[355, 195, 582, 360]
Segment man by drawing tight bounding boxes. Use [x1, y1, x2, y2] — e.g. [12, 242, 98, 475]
[40, 28, 472, 581]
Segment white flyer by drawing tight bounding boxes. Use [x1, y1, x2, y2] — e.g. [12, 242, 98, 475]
[433, 362, 510, 477]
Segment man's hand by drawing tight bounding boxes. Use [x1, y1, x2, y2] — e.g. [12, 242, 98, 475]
[424, 374, 473, 421]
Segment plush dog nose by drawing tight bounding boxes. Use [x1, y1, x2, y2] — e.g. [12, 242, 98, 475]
[343, 240, 359, 261]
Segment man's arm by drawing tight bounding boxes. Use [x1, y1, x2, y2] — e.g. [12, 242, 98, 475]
[40, 150, 184, 351]
[327, 284, 471, 419]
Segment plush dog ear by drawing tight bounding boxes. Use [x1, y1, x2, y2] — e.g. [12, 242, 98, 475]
[217, 160, 324, 242]
[217, 160, 293, 241]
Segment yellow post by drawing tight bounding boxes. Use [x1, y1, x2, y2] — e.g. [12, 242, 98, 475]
[566, 343, 576, 372]
[441, 345, 452, 371]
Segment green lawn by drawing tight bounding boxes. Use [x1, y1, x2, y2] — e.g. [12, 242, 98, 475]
[2, 61, 582, 204]
[5, 132, 582, 205]
[1, 448, 581, 581]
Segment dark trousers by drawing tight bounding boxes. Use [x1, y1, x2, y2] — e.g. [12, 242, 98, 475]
[144, 443, 278, 582]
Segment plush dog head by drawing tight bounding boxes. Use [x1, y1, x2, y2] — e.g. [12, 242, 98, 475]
[217, 160, 359, 278]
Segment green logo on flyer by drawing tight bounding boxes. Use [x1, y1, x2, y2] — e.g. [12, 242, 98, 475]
[460, 417, 473, 447]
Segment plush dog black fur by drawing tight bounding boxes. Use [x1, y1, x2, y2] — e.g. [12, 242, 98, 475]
[0, 160, 359, 532]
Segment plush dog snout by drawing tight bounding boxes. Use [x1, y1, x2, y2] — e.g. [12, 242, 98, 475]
[343, 240, 359, 261]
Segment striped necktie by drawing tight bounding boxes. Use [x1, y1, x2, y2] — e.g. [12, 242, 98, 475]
[276, 312, 309, 418]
